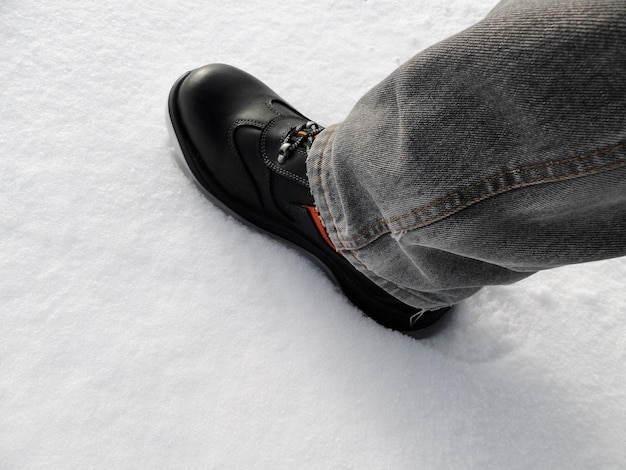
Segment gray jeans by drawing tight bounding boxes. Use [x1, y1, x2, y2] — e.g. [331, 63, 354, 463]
[306, 0, 626, 310]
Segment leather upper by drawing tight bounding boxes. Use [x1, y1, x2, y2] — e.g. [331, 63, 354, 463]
[175, 64, 314, 216]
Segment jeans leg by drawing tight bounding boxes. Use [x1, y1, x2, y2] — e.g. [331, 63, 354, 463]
[306, 0, 626, 309]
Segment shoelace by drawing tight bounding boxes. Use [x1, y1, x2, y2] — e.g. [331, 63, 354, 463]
[277, 121, 324, 164]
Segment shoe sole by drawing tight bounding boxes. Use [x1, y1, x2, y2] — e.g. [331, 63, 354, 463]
[166, 72, 450, 337]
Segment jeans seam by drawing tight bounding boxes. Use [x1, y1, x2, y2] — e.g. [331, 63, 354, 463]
[316, 127, 342, 244]
[335, 142, 626, 250]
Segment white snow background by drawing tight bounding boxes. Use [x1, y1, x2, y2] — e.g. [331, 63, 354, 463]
[2, 0, 626, 468]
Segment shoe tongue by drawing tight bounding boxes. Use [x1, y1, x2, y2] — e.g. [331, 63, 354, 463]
[261, 116, 311, 187]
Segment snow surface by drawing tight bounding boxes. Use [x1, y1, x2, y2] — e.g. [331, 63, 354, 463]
[2, 1, 626, 468]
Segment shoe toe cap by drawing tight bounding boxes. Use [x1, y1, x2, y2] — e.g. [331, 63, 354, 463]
[176, 64, 276, 134]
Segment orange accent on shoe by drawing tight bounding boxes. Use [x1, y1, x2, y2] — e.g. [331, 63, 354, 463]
[297, 130, 308, 136]
[303, 205, 339, 252]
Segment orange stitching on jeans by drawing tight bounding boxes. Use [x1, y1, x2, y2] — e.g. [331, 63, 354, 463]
[336, 143, 626, 247]
[316, 128, 341, 245]
[399, 160, 626, 232]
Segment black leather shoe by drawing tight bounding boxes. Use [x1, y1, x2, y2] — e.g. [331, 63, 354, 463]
[166, 64, 450, 336]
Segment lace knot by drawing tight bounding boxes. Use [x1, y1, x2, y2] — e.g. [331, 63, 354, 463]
[277, 121, 324, 164]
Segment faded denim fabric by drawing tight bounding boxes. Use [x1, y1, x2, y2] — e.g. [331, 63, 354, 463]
[307, 0, 626, 309]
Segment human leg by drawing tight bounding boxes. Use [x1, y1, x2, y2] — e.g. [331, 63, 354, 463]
[307, 0, 626, 309]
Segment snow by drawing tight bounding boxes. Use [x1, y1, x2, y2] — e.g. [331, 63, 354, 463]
[2, 0, 626, 468]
